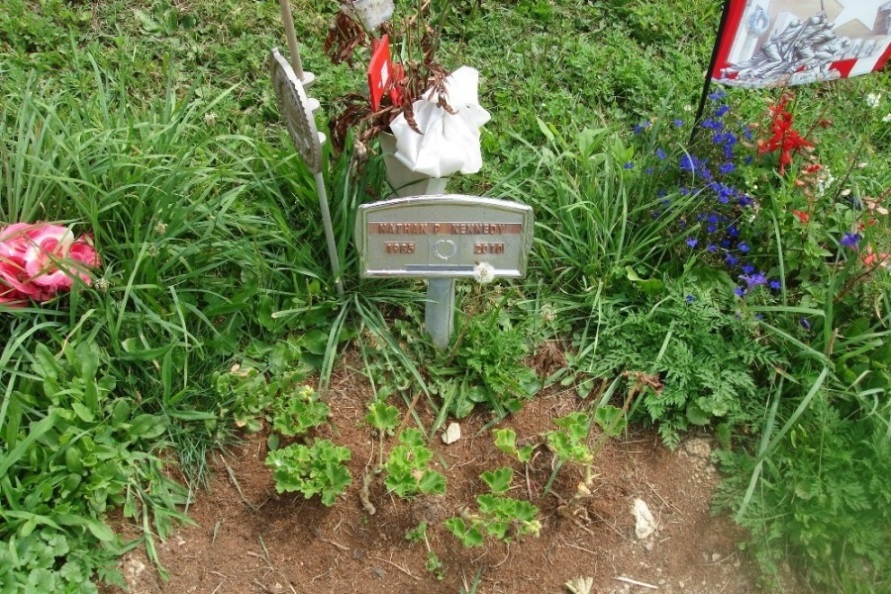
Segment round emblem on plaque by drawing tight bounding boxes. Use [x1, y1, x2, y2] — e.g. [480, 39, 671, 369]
[269, 48, 324, 173]
[433, 239, 457, 261]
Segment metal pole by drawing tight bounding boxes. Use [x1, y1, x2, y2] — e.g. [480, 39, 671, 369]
[278, 0, 305, 78]
[313, 171, 344, 295]
[425, 278, 455, 349]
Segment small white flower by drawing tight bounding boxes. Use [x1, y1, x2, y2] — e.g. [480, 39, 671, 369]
[866, 93, 882, 108]
[473, 262, 495, 284]
[204, 112, 218, 126]
[154, 221, 168, 235]
[683, 104, 693, 113]
[540, 303, 556, 323]
[883, 113, 891, 123]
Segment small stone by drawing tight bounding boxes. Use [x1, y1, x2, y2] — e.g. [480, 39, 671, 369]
[683, 438, 712, 461]
[644, 541, 654, 552]
[632, 498, 657, 540]
[712, 553, 721, 562]
[441, 422, 461, 445]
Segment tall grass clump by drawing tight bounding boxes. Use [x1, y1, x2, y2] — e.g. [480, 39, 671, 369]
[0, 60, 337, 588]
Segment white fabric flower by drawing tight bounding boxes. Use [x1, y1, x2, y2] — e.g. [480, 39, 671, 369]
[389, 66, 491, 177]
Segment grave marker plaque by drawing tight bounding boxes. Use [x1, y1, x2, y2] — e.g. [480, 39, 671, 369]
[357, 196, 534, 279]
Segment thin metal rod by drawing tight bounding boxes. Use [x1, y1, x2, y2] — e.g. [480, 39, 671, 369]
[278, 0, 305, 78]
[313, 171, 344, 295]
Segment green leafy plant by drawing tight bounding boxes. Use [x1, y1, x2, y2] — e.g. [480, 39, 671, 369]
[365, 400, 400, 467]
[213, 366, 275, 434]
[271, 385, 330, 437]
[404, 522, 444, 580]
[0, 338, 188, 585]
[493, 428, 534, 463]
[447, 301, 542, 419]
[445, 468, 540, 547]
[265, 440, 352, 506]
[384, 428, 446, 498]
[0, 528, 119, 594]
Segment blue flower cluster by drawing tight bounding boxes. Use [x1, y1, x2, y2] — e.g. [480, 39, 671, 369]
[633, 94, 783, 299]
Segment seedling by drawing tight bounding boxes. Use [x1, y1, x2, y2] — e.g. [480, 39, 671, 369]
[444, 468, 541, 547]
[493, 428, 534, 463]
[405, 522, 444, 580]
[265, 439, 351, 506]
[365, 400, 400, 467]
[544, 411, 594, 494]
[272, 385, 330, 437]
[384, 428, 446, 498]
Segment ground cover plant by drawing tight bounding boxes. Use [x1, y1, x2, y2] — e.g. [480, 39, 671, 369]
[2, 0, 891, 592]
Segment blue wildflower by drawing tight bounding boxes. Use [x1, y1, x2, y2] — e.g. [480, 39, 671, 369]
[741, 264, 755, 275]
[800, 318, 811, 331]
[739, 272, 767, 290]
[738, 242, 750, 253]
[709, 90, 727, 101]
[715, 105, 730, 117]
[725, 254, 739, 266]
[686, 237, 698, 248]
[733, 286, 746, 298]
[719, 162, 735, 175]
[633, 121, 651, 134]
[685, 295, 695, 303]
[624, 162, 634, 170]
[655, 148, 667, 160]
[673, 119, 684, 127]
[769, 280, 781, 291]
[707, 243, 718, 253]
[840, 232, 860, 249]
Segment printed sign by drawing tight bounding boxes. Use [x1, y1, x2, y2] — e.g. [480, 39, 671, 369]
[711, 0, 891, 88]
[356, 196, 534, 278]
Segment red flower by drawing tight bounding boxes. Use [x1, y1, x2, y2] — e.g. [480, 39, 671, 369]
[757, 94, 814, 176]
[792, 210, 810, 224]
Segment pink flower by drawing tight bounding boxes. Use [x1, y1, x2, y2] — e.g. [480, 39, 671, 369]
[0, 222, 101, 305]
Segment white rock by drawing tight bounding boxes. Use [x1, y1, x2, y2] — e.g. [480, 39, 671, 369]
[632, 498, 657, 540]
[441, 422, 461, 445]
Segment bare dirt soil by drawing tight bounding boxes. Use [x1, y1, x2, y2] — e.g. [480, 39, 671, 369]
[109, 363, 802, 594]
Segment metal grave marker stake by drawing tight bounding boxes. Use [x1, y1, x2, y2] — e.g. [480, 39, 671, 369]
[357, 195, 534, 348]
[269, 48, 343, 295]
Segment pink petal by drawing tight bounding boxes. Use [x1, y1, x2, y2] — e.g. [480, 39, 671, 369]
[70, 238, 101, 268]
